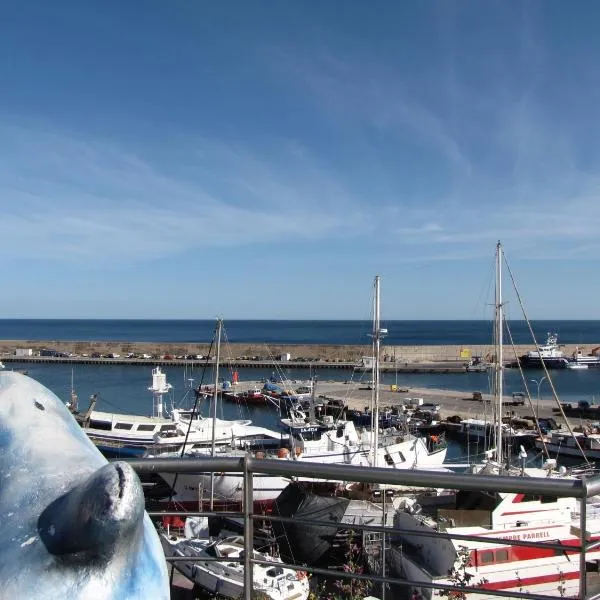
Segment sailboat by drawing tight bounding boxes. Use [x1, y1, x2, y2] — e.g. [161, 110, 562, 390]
[158, 321, 310, 599]
[388, 242, 600, 599]
[159, 280, 448, 510]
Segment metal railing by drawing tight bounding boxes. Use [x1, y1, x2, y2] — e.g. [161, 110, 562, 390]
[129, 456, 600, 600]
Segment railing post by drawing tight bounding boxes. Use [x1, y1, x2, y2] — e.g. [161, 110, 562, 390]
[580, 491, 588, 599]
[243, 454, 254, 600]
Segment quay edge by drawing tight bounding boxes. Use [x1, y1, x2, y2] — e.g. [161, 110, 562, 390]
[1, 340, 599, 365]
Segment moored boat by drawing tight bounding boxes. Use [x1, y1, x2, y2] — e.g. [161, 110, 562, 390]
[569, 346, 600, 368]
[74, 366, 282, 458]
[389, 467, 600, 599]
[161, 531, 309, 600]
[518, 332, 570, 369]
[534, 428, 600, 461]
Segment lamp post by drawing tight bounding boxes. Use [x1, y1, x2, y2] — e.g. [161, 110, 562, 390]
[531, 376, 547, 417]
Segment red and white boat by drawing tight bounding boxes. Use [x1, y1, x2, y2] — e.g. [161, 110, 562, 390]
[390, 466, 600, 599]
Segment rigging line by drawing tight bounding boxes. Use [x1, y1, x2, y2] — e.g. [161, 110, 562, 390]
[218, 324, 241, 421]
[504, 318, 549, 458]
[165, 333, 217, 509]
[502, 252, 590, 466]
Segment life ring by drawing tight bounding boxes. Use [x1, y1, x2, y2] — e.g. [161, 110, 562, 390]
[430, 435, 439, 443]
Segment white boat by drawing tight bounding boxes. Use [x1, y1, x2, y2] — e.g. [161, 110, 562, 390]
[570, 346, 600, 367]
[160, 412, 447, 509]
[454, 418, 535, 451]
[77, 366, 282, 458]
[158, 280, 447, 509]
[390, 467, 600, 599]
[161, 531, 309, 600]
[535, 429, 600, 461]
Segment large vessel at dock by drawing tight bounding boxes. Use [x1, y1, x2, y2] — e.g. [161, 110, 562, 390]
[518, 332, 570, 369]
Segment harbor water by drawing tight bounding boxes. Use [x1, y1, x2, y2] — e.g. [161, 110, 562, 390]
[7, 359, 600, 467]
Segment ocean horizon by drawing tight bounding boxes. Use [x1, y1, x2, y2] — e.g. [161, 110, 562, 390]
[1, 319, 600, 346]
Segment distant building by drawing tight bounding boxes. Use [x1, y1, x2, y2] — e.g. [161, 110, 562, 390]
[14, 348, 33, 357]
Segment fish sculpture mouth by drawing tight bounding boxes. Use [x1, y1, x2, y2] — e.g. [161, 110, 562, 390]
[38, 461, 145, 559]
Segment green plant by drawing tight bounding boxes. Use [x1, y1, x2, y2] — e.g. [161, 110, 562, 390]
[308, 532, 372, 600]
[439, 546, 488, 600]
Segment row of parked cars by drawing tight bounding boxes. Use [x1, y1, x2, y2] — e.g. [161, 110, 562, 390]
[87, 353, 208, 360]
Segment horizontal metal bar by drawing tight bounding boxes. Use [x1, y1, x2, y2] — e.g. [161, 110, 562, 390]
[148, 510, 243, 519]
[128, 456, 588, 497]
[127, 456, 245, 474]
[585, 477, 600, 498]
[166, 555, 242, 563]
[296, 563, 560, 600]
[262, 513, 580, 553]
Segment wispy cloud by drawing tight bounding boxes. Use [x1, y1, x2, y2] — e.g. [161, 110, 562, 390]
[263, 23, 600, 262]
[0, 120, 369, 265]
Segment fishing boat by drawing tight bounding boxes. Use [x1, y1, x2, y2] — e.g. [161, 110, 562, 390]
[518, 332, 570, 369]
[569, 346, 600, 368]
[75, 366, 282, 458]
[454, 418, 537, 451]
[389, 468, 600, 599]
[161, 528, 309, 600]
[534, 428, 600, 461]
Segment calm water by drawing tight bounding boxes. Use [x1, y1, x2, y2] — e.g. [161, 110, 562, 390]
[9, 361, 600, 422]
[5, 360, 599, 467]
[2, 319, 600, 345]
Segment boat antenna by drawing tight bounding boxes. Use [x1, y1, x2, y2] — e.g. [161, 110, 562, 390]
[502, 250, 590, 465]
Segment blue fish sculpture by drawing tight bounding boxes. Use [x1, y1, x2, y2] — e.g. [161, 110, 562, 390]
[0, 371, 169, 599]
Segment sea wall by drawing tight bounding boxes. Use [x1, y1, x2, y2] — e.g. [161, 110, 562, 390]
[1, 340, 598, 362]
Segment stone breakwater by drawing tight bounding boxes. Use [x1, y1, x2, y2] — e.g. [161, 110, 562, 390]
[1, 340, 598, 363]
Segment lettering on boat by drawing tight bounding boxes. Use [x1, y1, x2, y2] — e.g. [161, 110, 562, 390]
[504, 530, 550, 540]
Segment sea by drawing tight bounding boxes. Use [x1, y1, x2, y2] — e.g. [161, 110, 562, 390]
[2, 318, 600, 345]
[2, 319, 600, 465]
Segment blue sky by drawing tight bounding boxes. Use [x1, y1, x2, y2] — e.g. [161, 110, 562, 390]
[1, 1, 600, 319]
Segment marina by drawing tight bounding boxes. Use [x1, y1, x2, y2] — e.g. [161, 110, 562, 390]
[6, 1, 600, 597]
[4, 310, 600, 598]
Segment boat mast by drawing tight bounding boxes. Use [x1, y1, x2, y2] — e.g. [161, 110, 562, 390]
[372, 275, 381, 468]
[209, 318, 223, 511]
[495, 242, 504, 467]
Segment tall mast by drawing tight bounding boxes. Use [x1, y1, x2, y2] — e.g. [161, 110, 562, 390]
[495, 242, 504, 467]
[372, 275, 381, 468]
[209, 318, 223, 511]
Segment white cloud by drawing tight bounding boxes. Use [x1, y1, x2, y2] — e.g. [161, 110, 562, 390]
[264, 33, 600, 262]
[0, 121, 368, 264]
